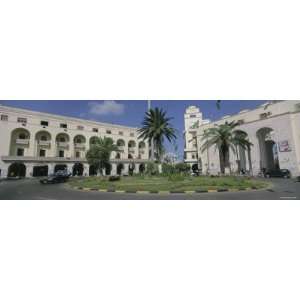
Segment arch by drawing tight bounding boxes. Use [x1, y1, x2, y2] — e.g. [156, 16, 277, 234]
[129, 162, 135, 176]
[128, 140, 136, 148]
[9, 128, 31, 156]
[138, 141, 146, 149]
[33, 165, 48, 177]
[237, 145, 247, 172]
[56, 133, 70, 143]
[105, 163, 112, 176]
[35, 131, 52, 157]
[72, 163, 84, 176]
[256, 127, 279, 171]
[139, 163, 145, 174]
[35, 130, 51, 141]
[54, 164, 67, 173]
[8, 163, 26, 177]
[115, 152, 121, 159]
[89, 165, 97, 176]
[117, 163, 124, 175]
[128, 154, 133, 159]
[192, 163, 199, 172]
[73, 135, 86, 144]
[89, 136, 99, 145]
[117, 139, 125, 146]
[19, 133, 26, 139]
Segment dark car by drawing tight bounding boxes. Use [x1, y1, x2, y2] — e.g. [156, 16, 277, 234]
[40, 171, 71, 184]
[264, 169, 291, 178]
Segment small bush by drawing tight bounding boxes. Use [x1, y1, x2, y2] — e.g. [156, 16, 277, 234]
[109, 176, 121, 182]
[145, 162, 159, 175]
[162, 163, 176, 175]
[175, 163, 191, 174]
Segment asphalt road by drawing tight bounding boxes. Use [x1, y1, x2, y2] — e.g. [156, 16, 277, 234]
[0, 177, 299, 200]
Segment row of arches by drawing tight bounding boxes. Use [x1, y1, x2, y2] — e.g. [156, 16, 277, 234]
[6, 162, 147, 178]
[199, 126, 281, 174]
[10, 128, 146, 149]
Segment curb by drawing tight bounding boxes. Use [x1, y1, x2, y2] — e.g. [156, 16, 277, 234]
[68, 185, 262, 194]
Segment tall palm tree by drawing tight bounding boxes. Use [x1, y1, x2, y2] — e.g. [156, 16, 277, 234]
[201, 121, 251, 174]
[86, 137, 118, 175]
[232, 131, 253, 175]
[138, 107, 177, 161]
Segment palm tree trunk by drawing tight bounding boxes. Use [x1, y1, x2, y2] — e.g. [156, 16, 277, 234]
[219, 150, 225, 174]
[247, 146, 253, 176]
[236, 145, 240, 174]
[151, 138, 155, 161]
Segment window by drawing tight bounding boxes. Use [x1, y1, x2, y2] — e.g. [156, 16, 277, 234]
[39, 149, 46, 157]
[60, 123, 67, 129]
[59, 150, 64, 158]
[1, 114, 8, 121]
[260, 112, 272, 119]
[130, 133, 134, 137]
[75, 138, 82, 143]
[119, 131, 123, 135]
[40, 135, 47, 141]
[41, 121, 48, 126]
[190, 114, 196, 118]
[75, 151, 80, 158]
[106, 130, 112, 134]
[237, 119, 245, 125]
[77, 125, 84, 130]
[260, 113, 267, 119]
[92, 128, 98, 133]
[17, 117, 27, 124]
[59, 137, 66, 142]
[17, 148, 24, 156]
[19, 133, 26, 139]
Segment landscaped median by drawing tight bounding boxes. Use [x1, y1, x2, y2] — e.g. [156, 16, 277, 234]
[67, 175, 270, 194]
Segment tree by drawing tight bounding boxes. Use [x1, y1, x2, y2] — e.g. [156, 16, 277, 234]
[86, 137, 118, 175]
[138, 107, 177, 161]
[232, 131, 253, 175]
[200, 121, 251, 174]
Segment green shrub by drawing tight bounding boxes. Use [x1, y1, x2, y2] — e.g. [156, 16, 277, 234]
[109, 176, 121, 181]
[145, 162, 159, 175]
[162, 163, 176, 175]
[175, 163, 191, 174]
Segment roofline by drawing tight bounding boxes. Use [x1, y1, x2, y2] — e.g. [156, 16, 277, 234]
[0, 104, 140, 130]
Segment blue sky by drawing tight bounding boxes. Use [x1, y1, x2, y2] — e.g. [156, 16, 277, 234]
[0, 100, 266, 158]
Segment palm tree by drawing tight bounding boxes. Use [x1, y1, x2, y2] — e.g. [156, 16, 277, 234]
[232, 131, 253, 175]
[138, 107, 177, 161]
[86, 137, 119, 175]
[200, 121, 252, 174]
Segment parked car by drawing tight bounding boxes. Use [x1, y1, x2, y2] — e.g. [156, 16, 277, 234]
[40, 171, 71, 184]
[264, 169, 291, 178]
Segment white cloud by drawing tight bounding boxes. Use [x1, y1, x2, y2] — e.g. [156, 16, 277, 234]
[88, 101, 125, 116]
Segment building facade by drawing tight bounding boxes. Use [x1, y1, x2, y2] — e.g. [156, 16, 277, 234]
[183, 105, 210, 168]
[0, 105, 149, 178]
[184, 101, 300, 177]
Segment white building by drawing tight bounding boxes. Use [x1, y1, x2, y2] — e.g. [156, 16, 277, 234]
[183, 105, 210, 167]
[184, 101, 300, 177]
[0, 104, 150, 178]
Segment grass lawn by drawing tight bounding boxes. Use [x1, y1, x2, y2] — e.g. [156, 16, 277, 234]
[68, 175, 268, 192]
